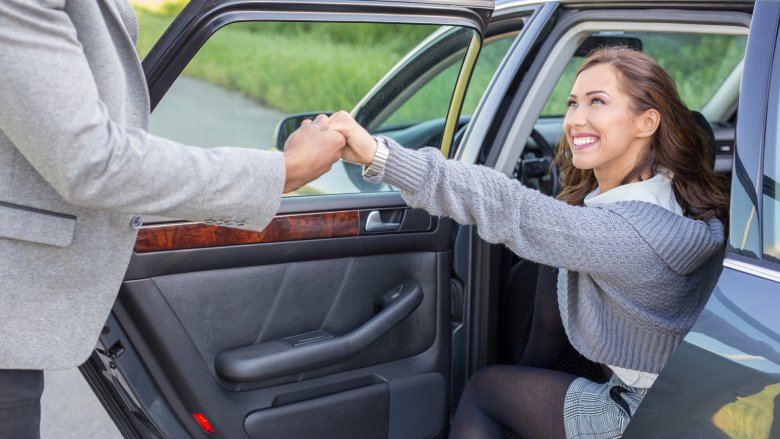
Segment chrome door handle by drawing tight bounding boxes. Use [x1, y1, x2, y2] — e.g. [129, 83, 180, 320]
[365, 210, 401, 232]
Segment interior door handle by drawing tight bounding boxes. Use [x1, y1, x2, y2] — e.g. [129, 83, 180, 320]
[365, 210, 401, 232]
[215, 279, 423, 383]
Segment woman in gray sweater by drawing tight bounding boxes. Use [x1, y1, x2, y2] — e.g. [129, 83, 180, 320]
[322, 47, 728, 438]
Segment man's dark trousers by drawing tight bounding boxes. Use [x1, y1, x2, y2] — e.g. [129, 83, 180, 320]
[0, 369, 43, 439]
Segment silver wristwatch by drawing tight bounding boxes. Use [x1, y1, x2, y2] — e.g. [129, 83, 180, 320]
[362, 136, 389, 178]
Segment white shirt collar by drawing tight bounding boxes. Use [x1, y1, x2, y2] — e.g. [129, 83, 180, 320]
[584, 169, 683, 215]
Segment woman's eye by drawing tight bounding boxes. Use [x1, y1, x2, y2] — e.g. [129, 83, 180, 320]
[591, 97, 604, 105]
[567, 100, 577, 108]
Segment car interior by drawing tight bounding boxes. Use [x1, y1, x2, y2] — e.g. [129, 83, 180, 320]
[474, 25, 744, 390]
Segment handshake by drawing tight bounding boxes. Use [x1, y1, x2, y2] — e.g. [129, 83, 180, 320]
[282, 111, 378, 193]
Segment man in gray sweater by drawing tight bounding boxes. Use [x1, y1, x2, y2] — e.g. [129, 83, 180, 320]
[0, 1, 344, 437]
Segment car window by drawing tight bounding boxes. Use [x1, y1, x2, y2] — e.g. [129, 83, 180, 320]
[541, 32, 747, 116]
[144, 19, 476, 197]
[380, 31, 518, 129]
[761, 35, 780, 262]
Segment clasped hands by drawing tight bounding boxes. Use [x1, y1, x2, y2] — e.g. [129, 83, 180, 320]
[282, 111, 377, 193]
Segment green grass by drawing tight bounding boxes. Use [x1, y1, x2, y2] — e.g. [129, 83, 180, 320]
[131, 2, 516, 122]
[183, 26, 411, 113]
[133, 6, 445, 115]
[134, 3, 748, 124]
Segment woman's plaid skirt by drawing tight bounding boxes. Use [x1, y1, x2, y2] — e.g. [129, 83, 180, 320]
[563, 374, 649, 438]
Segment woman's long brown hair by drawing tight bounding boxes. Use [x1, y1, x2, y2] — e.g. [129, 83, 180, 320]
[554, 47, 729, 227]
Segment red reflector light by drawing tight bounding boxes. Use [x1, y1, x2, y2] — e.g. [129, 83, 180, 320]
[193, 413, 214, 433]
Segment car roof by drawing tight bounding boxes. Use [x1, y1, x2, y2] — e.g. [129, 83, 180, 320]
[496, 0, 754, 8]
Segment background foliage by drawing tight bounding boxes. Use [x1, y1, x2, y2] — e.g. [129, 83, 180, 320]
[131, 1, 746, 120]
[543, 33, 747, 115]
[131, 1, 439, 115]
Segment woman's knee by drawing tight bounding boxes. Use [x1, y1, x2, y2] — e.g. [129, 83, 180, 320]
[465, 365, 519, 403]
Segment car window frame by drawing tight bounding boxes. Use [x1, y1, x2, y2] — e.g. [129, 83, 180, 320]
[725, 3, 780, 265]
[455, 2, 556, 164]
[755, 9, 780, 268]
[350, 25, 483, 158]
[370, 29, 522, 133]
[142, 2, 492, 110]
[140, 3, 495, 202]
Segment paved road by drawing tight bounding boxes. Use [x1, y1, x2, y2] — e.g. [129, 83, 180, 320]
[41, 369, 121, 439]
[150, 75, 284, 149]
[150, 75, 361, 195]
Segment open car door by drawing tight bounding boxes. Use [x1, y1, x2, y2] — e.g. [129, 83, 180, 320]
[79, 1, 495, 438]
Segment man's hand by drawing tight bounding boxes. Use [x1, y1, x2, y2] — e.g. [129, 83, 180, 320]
[283, 115, 346, 193]
[326, 111, 378, 166]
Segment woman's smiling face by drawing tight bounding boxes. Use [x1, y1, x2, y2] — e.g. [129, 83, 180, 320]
[563, 63, 656, 186]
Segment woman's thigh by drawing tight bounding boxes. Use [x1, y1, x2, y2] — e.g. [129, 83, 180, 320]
[451, 365, 577, 439]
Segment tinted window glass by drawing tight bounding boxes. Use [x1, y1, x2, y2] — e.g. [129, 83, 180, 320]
[541, 32, 746, 116]
[381, 32, 518, 128]
[761, 33, 780, 262]
[731, 175, 761, 259]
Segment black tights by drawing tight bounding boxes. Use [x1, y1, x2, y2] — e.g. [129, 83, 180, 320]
[450, 365, 575, 439]
[450, 265, 575, 438]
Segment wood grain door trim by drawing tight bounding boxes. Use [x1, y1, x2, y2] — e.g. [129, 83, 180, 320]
[134, 211, 360, 253]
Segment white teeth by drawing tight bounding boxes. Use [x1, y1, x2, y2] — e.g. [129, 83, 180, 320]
[573, 136, 597, 146]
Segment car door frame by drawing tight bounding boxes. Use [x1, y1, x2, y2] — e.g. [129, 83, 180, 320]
[453, 0, 754, 377]
[447, 0, 560, 392]
[79, 2, 496, 438]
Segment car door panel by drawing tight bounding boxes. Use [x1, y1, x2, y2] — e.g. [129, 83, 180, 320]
[103, 206, 454, 438]
[126, 206, 449, 279]
[624, 266, 780, 438]
[243, 381, 391, 439]
[123, 251, 441, 389]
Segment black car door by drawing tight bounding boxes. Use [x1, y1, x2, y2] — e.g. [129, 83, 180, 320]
[625, 1, 780, 437]
[79, 1, 497, 438]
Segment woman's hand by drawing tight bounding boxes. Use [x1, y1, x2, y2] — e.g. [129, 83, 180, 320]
[282, 115, 346, 193]
[325, 111, 378, 166]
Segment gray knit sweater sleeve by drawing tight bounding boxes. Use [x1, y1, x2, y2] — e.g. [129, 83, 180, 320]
[365, 137, 716, 278]
[364, 137, 726, 373]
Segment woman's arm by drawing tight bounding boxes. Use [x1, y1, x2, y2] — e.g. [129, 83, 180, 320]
[375, 137, 666, 278]
[327, 112, 722, 279]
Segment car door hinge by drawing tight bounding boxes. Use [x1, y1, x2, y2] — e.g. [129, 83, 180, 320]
[96, 340, 126, 361]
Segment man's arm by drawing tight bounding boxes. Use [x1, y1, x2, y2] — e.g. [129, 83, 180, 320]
[0, 1, 342, 231]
